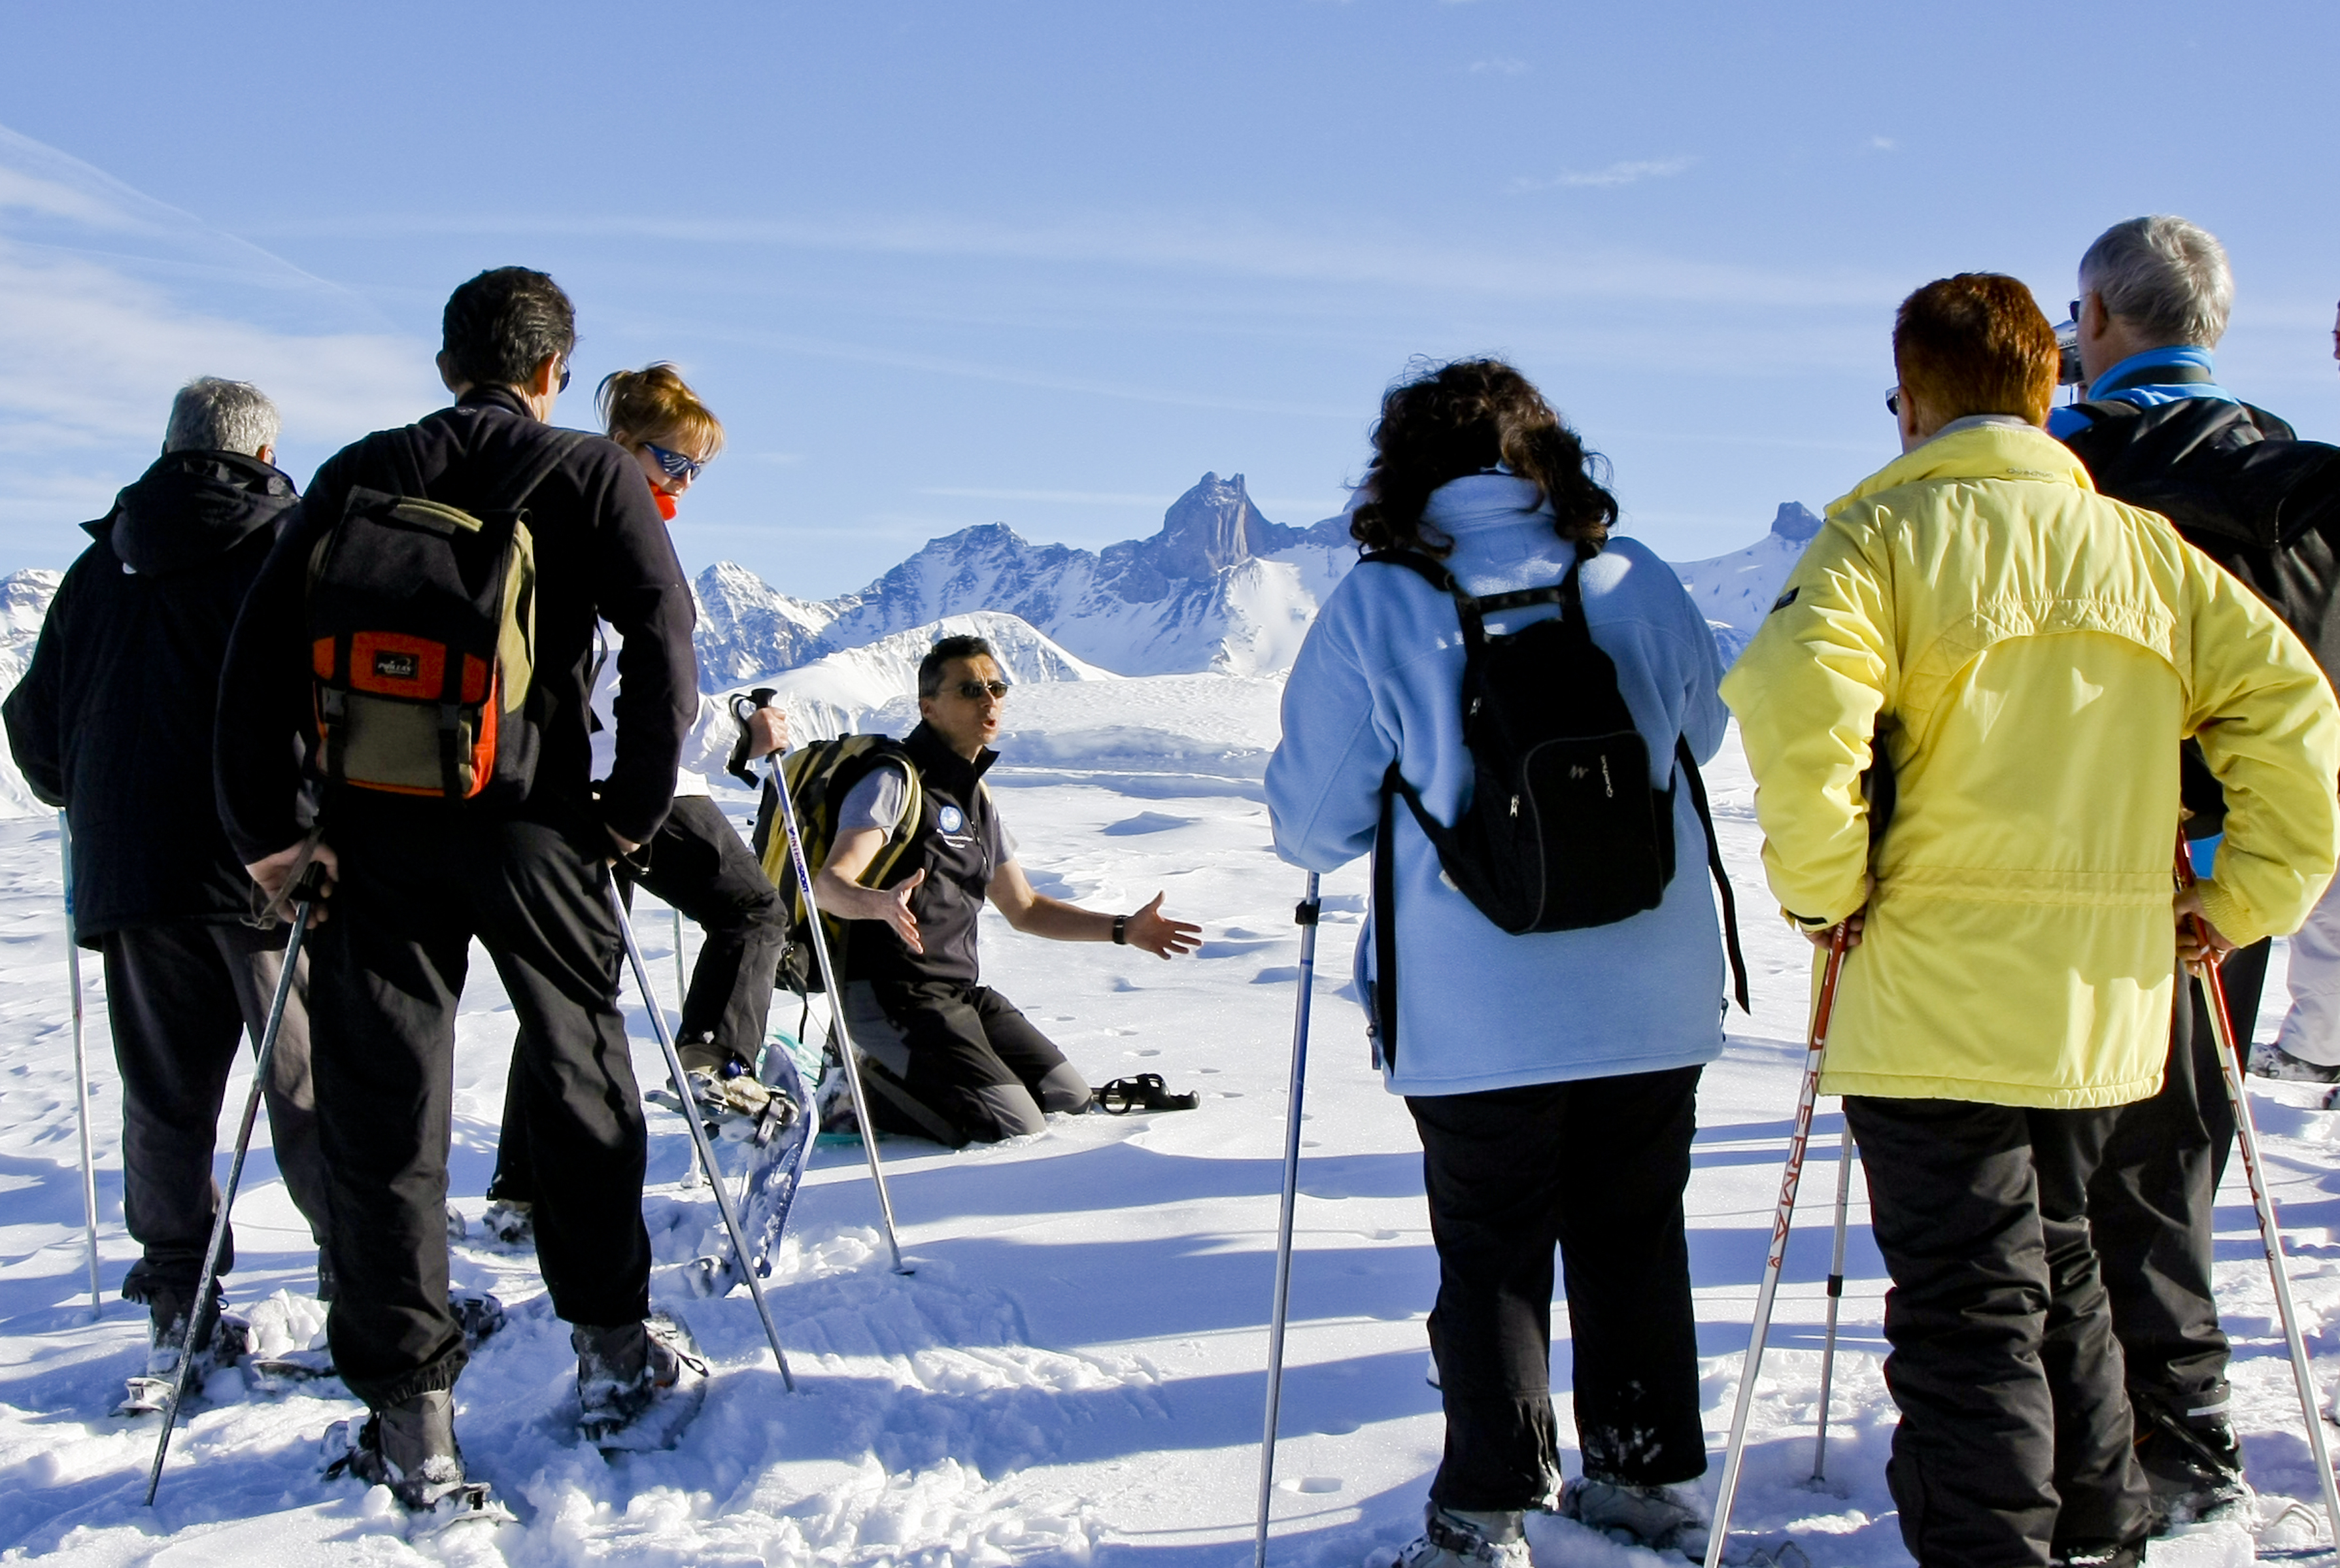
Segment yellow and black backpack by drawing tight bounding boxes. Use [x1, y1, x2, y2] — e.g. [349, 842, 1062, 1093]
[303, 430, 579, 801]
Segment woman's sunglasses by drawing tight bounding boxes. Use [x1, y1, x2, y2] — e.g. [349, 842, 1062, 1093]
[643, 441, 706, 483]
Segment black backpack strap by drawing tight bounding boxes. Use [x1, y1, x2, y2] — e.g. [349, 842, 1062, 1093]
[1373, 761, 1402, 1070]
[1675, 735, 1750, 1014]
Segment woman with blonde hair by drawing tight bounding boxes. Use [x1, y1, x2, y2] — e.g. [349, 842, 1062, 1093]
[481, 364, 792, 1244]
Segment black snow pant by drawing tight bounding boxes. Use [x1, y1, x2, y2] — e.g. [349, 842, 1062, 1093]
[103, 919, 331, 1305]
[310, 802, 651, 1409]
[487, 793, 785, 1202]
[2090, 945, 2265, 1440]
[843, 978, 1090, 1147]
[1405, 1066, 1706, 1512]
[1846, 1095, 2152, 1568]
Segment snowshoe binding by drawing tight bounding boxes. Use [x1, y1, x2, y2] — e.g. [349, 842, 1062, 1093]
[1091, 1073, 1200, 1114]
[480, 1198, 535, 1246]
[1393, 1504, 1530, 1568]
[2250, 1040, 2340, 1084]
[322, 1388, 511, 1529]
[116, 1289, 249, 1417]
[575, 1311, 707, 1454]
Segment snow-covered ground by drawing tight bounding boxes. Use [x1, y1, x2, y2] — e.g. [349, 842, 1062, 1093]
[3, 676, 2335, 1567]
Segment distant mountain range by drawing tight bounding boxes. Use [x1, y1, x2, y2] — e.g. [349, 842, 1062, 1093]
[693, 473, 1354, 690]
[0, 477, 1820, 811]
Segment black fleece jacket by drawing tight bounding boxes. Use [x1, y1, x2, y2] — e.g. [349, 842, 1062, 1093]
[4, 449, 296, 940]
[214, 387, 696, 861]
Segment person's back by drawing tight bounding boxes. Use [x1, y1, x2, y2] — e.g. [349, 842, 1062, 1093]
[1272, 481, 1728, 1087]
[1742, 416, 2322, 1102]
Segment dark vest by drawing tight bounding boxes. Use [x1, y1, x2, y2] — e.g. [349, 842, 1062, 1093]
[845, 722, 1002, 987]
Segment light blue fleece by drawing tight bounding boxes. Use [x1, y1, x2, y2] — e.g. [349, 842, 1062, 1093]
[1267, 473, 1731, 1097]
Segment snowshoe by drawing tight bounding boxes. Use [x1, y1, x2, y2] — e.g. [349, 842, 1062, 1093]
[1560, 1475, 1710, 1554]
[2250, 1041, 2340, 1083]
[445, 1203, 469, 1241]
[1091, 1073, 1200, 1114]
[1393, 1504, 1530, 1568]
[322, 1388, 510, 1527]
[116, 1302, 250, 1417]
[575, 1311, 708, 1453]
[481, 1198, 535, 1246]
[689, 1045, 817, 1297]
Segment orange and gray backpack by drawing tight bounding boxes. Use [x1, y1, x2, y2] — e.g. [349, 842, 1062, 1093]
[303, 428, 579, 801]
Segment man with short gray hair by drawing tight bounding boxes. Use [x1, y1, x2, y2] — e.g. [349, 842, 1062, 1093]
[4, 376, 331, 1409]
[2054, 214, 2340, 1528]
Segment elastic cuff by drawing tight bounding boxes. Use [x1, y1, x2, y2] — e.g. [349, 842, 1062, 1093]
[348, 1342, 469, 1410]
[2193, 879, 2264, 948]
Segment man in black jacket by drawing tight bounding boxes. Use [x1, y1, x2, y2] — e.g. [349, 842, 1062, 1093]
[4, 377, 329, 1388]
[2052, 214, 2340, 1527]
[813, 635, 1200, 1146]
[215, 269, 698, 1510]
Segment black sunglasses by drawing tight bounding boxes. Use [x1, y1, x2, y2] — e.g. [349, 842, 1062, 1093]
[953, 679, 1011, 701]
[1885, 387, 1901, 417]
[557, 358, 572, 394]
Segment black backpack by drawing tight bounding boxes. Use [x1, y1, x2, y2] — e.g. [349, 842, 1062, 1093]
[303, 428, 579, 802]
[1363, 545, 1748, 1067]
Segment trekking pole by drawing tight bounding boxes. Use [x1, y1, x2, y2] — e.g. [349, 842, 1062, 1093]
[145, 874, 319, 1506]
[1254, 872, 1321, 1568]
[753, 719, 913, 1276]
[672, 904, 687, 1012]
[2175, 837, 2340, 1542]
[1810, 1124, 1856, 1484]
[1705, 922, 1852, 1568]
[59, 813, 101, 1318]
[608, 880, 797, 1391]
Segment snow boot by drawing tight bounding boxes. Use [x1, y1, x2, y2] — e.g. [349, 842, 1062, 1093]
[1561, 1475, 1710, 1554]
[2250, 1041, 2340, 1083]
[322, 1388, 506, 1523]
[1394, 1504, 1530, 1568]
[2135, 1401, 2250, 1531]
[575, 1312, 707, 1451]
[480, 1199, 534, 1246]
[2052, 1541, 2146, 1568]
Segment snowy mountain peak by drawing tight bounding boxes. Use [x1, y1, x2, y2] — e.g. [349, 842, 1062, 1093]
[1771, 502, 1823, 542]
[1149, 472, 1279, 579]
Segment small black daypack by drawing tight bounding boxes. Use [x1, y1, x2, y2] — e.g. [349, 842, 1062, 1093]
[1364, 544, 1748, 1067]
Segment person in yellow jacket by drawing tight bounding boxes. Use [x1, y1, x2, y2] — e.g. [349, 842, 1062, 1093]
[1725, 273, 2340, 1568]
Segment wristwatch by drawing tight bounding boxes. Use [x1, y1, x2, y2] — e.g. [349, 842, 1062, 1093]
[1112, 913, 1128, 946]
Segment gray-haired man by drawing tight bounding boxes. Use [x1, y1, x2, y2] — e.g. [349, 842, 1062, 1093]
[3, 377, 331, 1400]
[2054, 214, 2340, 1526]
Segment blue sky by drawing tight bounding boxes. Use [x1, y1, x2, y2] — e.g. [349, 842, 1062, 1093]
[5, 1, 2336, 597]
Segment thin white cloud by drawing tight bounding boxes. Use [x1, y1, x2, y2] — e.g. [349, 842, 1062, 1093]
[1869, 136, 1898, 152]
[1466, 57, 1529, 75]
[250, 201, 1894, 312]
[923, 487, 1172, 507]
[1510, 157, 1697, 193]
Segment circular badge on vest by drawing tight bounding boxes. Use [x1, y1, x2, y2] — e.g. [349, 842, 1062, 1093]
[938, 804, 966, 834]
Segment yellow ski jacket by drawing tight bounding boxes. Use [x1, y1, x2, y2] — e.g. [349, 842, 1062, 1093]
[1723, 420, 2340, 1108]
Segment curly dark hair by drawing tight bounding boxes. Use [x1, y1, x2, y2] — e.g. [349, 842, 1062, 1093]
[1349, 358, 1617, 557]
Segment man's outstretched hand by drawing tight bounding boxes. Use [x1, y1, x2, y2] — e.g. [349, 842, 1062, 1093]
[1127, 892, 1201, 959]
[245, 838, 339, 927]
[882, 868, 926, 953]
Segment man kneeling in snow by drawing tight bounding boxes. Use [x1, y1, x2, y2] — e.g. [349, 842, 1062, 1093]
[1726, 273, 2340, 1568]
[813, 634, 1201, 1144]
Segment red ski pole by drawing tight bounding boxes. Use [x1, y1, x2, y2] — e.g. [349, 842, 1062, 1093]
[2173, 835, 2340, 1542]
[1706, 921, 1852, 1568]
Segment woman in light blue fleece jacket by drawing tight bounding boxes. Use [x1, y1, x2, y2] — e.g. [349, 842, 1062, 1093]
[1266, 359, 1728, 1567]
